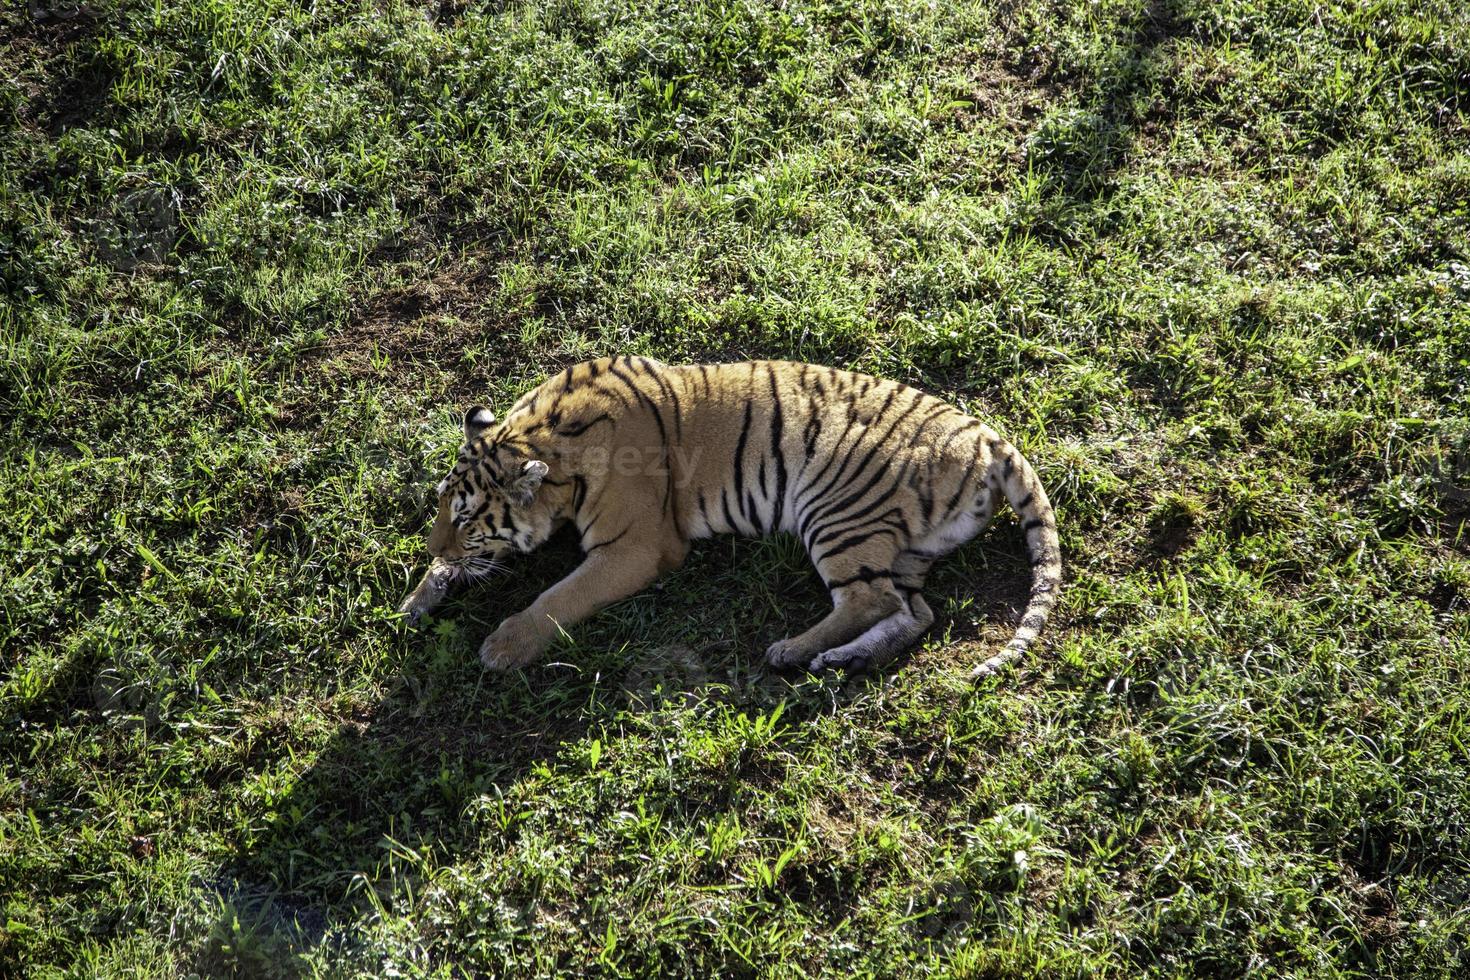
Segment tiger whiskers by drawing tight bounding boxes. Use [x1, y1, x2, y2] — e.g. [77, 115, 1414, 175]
[453, 555, 508, 581]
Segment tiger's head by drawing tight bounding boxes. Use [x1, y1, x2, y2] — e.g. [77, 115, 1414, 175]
[425, 406, 556, 577]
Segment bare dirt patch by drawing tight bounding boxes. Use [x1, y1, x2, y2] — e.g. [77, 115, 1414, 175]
[273, 253, 545, 425]
[316, 261, 508, 386]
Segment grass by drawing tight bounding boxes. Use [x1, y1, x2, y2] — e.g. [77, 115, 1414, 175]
[2, 0, 1468, 974]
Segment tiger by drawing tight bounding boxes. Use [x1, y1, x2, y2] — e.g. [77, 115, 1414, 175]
[399, 356, 1062, 678]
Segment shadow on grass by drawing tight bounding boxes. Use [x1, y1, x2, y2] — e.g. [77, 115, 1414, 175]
[199, 531, 602, 971]
[200, 524, 1044, 972]
[200, 692, 612, 972]
[1029, 0, 1191, 206]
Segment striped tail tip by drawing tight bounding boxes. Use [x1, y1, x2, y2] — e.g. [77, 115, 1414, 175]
[970, 640, 1027, 680]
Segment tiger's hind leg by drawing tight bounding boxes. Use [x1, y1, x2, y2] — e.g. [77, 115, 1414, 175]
[765, 538, 937, 670]
[765, 578, 903, 669]
[809, 594, 935, 673]
[806, 548, 937, 672]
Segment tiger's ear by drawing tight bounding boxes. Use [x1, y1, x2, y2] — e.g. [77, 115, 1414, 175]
[508, 460, 548, 507]
[463, 406, 496, 443]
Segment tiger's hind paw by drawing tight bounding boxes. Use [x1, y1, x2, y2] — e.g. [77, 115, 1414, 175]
[808, 649, 871, 674]
[765, 637, 815, 670]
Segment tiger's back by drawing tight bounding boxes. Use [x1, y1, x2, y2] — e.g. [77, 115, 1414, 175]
[409, 356, 1061, 677]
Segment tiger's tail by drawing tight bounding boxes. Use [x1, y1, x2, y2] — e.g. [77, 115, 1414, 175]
[972, 441, 1062, 679]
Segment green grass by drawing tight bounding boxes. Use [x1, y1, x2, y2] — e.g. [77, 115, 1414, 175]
[3, 0, 1468, 974]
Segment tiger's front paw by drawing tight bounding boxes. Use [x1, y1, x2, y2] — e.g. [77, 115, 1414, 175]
[397, 593, 434, 627]
[479, 613, 551, 671]
[399, 562, 455, 627]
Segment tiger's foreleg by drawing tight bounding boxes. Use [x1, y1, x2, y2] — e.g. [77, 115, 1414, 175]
[398, 559, 458, 625]
[479, 539, 680, 670]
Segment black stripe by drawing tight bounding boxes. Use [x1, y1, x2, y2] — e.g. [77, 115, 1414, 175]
[792, 403, 871, 514]
[823, 567, 892, 590]
[608, 362, 670, 454]
[794, 411, 849, 501]
[589, 378, 633, 410]
[940, 454, 980, 517]
[798, 455, 892, 543]
[584, 525, 630, 553]
[767, 366, 788, 532]
[732, 400, 754, 527]
[615, 360, 675, 519]
[639, 357, 683, 437]
[720, 487, 745, 535]
[1016, 492, 1034, 510]
[557, 413, 613, 437]
[916, 482, 935, 528]
[988, 438, 1014, 481]
[797, 388, 924, 534]
[807, 465, 915, 550]
[1022, 517, 1045, 532]
[604, 361, 660, 413]
[803, 410, 823, 455]
[817, 526, 898, 562]
[881, 405, 951, 523]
